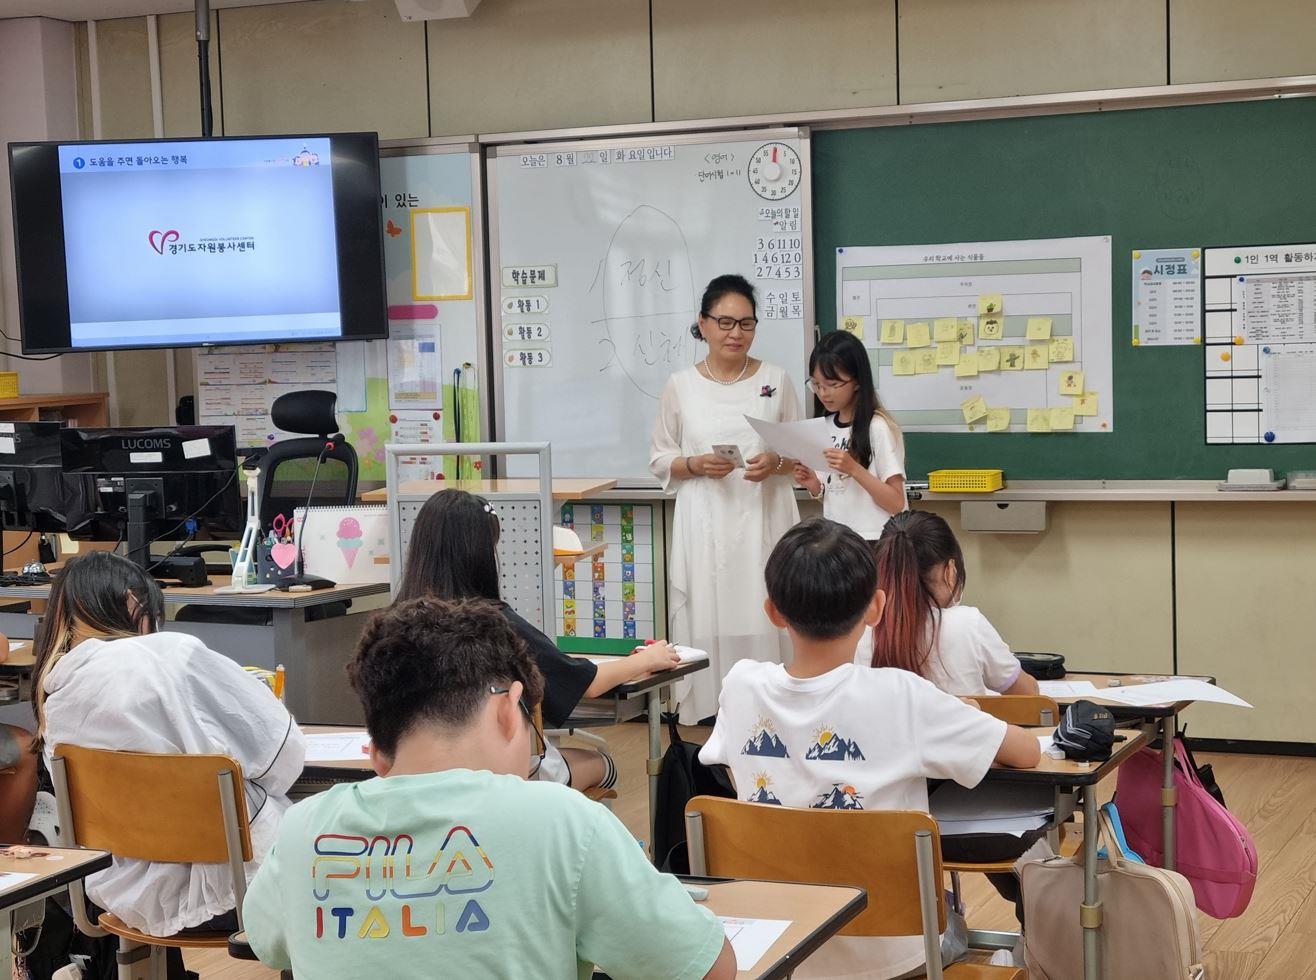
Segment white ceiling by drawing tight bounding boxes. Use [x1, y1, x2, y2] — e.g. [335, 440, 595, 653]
[0, 0, 301, 22]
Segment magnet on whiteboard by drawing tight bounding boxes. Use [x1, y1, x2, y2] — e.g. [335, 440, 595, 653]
[1265, 432, 1276, 443]
[1234, 336, 1244, 345]
[1221, 351, 1231, 362]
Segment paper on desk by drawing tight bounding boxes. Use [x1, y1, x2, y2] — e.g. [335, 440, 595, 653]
[1100, 679, 1251, 709]
[8, 641, 25, 652]
[935, 814, 1051, 838]
[1038, 680, 1099, 698]
[721, 916, 792, 971]
[744, 416, 833, 472]
[1038, 734, 1064, 759]
[0, 871, 37, 891]
[304, 731, 371, 762]
[585, 645, 709, 666]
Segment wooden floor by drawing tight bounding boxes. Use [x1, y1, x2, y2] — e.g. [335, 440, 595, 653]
[187, 724, 1316, 979]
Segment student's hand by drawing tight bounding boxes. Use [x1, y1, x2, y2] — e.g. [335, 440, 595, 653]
[634, 641, 683, 674]
[743, 452, 775, 483]
[691, 454, 735, 480]
[824, 448, 861, 477]
[793, 464, 822, 495]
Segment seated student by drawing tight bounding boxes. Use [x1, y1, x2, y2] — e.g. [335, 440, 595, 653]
[867, 510, 1039, 698]
[31, 551, 305, 980]
[244, 596, 734, 979]
[394, 489, 683, 790]
[700, 518, 1040, 980]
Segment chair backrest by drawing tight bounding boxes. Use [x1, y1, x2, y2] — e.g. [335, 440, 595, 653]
[975, 694, 1060, 726]
[259, 438, 359, 529]
[685, 795, 943, 938]
[53, 745, 253, 864]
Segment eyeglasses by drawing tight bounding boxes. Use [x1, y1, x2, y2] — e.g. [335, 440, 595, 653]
[701, 315, 758, 332]
[490, 685, 544, 778]
[806, 377, 855, 394]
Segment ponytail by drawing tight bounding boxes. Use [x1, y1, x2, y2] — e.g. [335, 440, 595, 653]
[870, 511, 965, 676]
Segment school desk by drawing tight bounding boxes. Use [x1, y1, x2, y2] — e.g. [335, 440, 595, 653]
[0, 845, 111, 978]
[983, 725, 1150, 980]
[0, 575, 390, 724]
[360, 477, 618, 503]
[1046, 669, 1219, 874]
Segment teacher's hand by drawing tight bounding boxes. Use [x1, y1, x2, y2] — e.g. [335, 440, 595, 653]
[793, 464, 822, 495]
[743, 452, 777, 483]
[691, 453, 734, 480]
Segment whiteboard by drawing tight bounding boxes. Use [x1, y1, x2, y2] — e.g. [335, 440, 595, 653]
[836, 236, 1113, 434]
[489, 128, 813, 482]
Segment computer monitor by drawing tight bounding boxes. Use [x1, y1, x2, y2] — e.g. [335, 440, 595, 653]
[60, 425, 242, 574]
[0, 422, 68, 534]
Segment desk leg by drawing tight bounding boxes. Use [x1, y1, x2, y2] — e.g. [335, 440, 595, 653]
[1081, 790, 1101, 980]
[647, 688, 663, 861]
[1162, 713, 1177, 872]
[0, 909, 11, 980]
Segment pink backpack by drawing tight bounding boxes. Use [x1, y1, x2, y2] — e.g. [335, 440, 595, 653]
[1115, 734, 1257, 918]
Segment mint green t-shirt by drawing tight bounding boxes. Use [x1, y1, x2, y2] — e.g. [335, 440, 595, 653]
[243, 769, 725, 980]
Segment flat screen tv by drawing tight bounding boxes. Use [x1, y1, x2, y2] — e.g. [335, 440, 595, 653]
[8, 133, 387, 353]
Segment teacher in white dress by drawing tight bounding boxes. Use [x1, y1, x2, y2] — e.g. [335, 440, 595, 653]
[649, 274, 801, 723]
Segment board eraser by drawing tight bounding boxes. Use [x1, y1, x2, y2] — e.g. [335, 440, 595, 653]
[1226, 468, 1273, 484]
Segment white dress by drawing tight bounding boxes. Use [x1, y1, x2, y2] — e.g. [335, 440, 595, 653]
[650, 361, 801, 723]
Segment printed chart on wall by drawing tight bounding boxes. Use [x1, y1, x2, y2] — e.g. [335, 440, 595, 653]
[555, 502, 655, 653]
[380, 144, 485, 481]
[1204, 243, 1316, 444]
[490, 128, 812, 481]
[837, 236, 1113, 434]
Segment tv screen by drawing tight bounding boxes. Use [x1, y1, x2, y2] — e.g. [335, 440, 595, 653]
[8, 133, 387, 353]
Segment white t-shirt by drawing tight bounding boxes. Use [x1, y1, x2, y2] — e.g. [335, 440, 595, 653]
[700, 659, 1006, 979]
[816, 414, 906, 539]
[854, 606, 1022, 698]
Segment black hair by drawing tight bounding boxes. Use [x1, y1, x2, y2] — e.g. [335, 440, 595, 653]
[348, 596, 545, 758]
[394, 489, 501, 605]
[690, 273, 758, 340]
[764, 517, 877, 640]
[809, 330, 895, 470]
[31, 551, 164, 742]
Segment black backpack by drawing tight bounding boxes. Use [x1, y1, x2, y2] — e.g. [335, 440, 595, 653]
[652, 714, 735, 873]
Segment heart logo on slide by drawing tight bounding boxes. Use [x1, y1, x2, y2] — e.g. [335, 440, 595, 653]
[148, 229, 180, 254]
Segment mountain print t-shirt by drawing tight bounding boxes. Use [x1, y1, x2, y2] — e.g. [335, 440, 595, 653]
[700, 660, 1007, 980]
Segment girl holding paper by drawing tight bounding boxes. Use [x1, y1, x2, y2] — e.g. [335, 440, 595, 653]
[649, 274, 801, 724]
[793, 330, 907, 540]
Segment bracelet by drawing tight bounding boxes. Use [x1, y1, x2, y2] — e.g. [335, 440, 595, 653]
[773, 453, 786, 473]
[809, 484, 825, 500]
[685, 455, 697, 476]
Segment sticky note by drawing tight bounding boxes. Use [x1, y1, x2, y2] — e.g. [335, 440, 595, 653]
[977, 348, 1001, 372]
[1026, 317, 1053, 340]
[999, 346, 1024, 371]
[936, 341, 961, 366]
[961, 395, 990, 424]
[986, 408, 1011, 432]
[958, 319, 976, 345]
[933, 318, 960, 342]
[893, 351, 917, 376]
[841, 315, 865, 339]
[906, 322, 931, 348]
[1049, 336, 1075, 363]
[1025, 344, 1049, 370]
[1027, 409, 1052, 433]
[979, 315, 1005, 340]
[881, 319, 905, 344]
[1073, 391, 1099, 416]
[978, 294, 1004, 315]
[1059, 370, 1085, 395]
[954, 357, 979, 378]
[1050, 407, 1075, 430]
[915, 349, 939, 373]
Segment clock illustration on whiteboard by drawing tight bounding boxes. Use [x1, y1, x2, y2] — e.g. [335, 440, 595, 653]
[748, 142, 801, 201]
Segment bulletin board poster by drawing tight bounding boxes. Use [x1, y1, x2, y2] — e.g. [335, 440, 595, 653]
[555, 502, 656, 654]
[1131, 247, 1202, 346]
[379, 146, 484, 482]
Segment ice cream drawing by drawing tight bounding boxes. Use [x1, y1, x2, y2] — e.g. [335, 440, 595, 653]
[337, 516, 364, 569]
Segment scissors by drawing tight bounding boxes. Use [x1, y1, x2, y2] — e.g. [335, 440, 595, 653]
[271, 514, 293, 544]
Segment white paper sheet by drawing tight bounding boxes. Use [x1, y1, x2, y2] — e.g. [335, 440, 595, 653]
[584, 645, 709, 666]
[0, 871, 38, 892]
[1100, 679, 1251, 709]
[720, 916, 792, 971]
[744, 415, 834, 472]
[303, 731, 371, 762]
[1038, 680, 1100, 698]
[9, 641, 25, 652]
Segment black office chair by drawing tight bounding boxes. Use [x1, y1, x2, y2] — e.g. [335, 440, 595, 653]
[175, 390, 359, 625]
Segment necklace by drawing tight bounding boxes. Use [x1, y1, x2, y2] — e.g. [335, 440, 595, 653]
[704, 355, 750, 385]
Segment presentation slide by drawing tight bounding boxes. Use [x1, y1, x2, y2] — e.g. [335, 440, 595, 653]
[56, 138, 342, 349]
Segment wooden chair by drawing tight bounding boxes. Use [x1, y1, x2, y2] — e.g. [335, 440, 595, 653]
[532, 704, 617, 804]
[973, 694, 1061, 726]
[50, 745, 252, 980]
[684, 796, 1023, 979]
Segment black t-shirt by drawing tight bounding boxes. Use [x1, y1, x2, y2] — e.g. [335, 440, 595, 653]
[499, 603, 598, 728]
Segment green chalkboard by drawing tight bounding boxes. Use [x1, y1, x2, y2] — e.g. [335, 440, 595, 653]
[812, 97, 1316, 479]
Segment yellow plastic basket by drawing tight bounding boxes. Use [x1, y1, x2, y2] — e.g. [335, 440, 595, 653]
[928, 469, 1004, 493]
